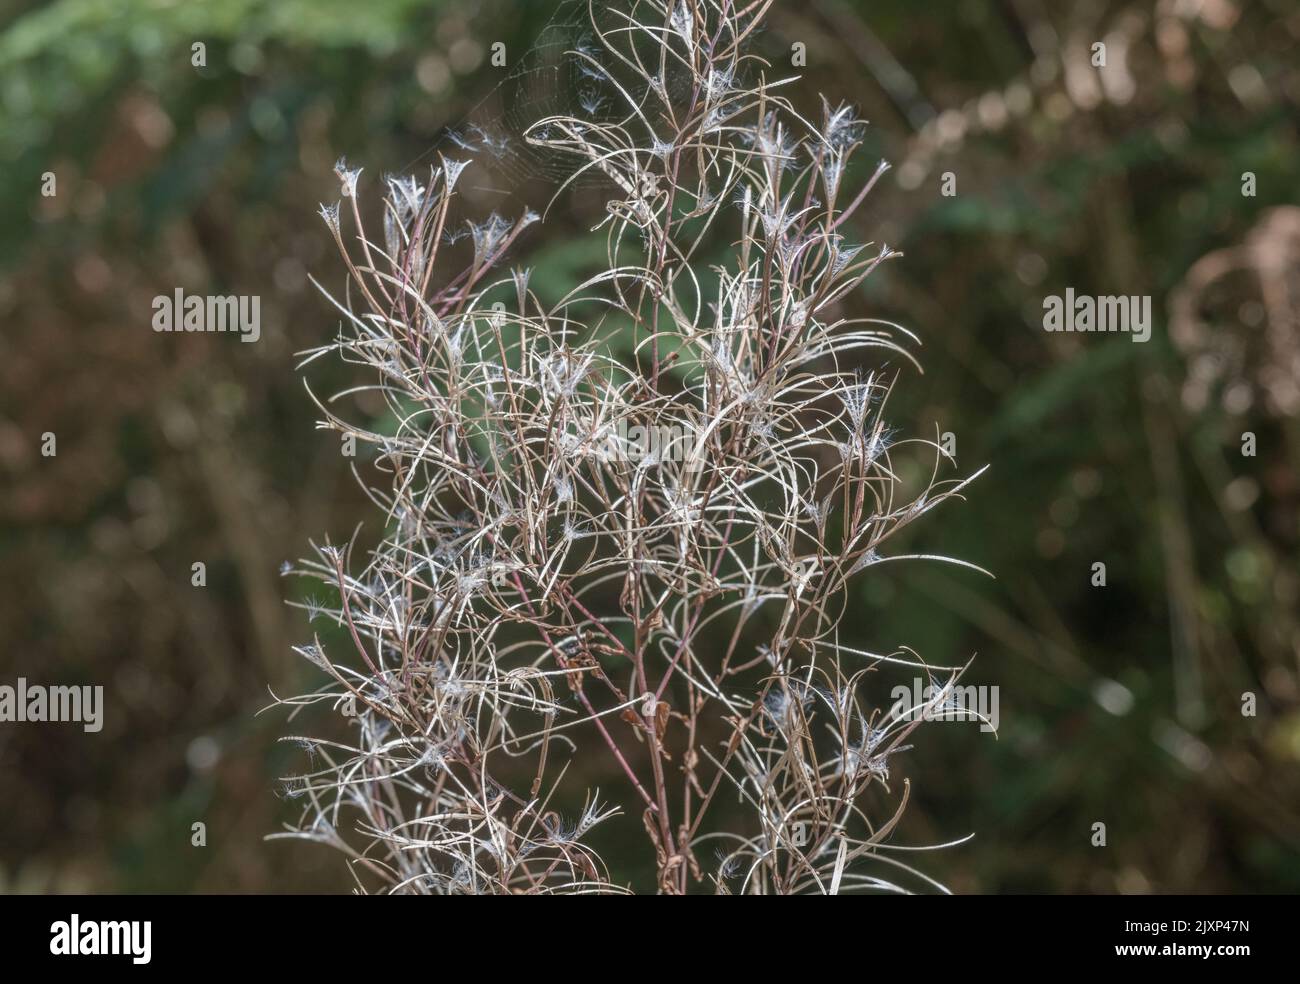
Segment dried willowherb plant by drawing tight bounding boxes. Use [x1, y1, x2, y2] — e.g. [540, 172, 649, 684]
[272, 0, 987, 895]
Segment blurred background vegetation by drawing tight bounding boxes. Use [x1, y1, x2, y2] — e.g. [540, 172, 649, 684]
[2, 0, 1298, 893]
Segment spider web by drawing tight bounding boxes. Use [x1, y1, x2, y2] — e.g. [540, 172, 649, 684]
[401, 0, 707, 200]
